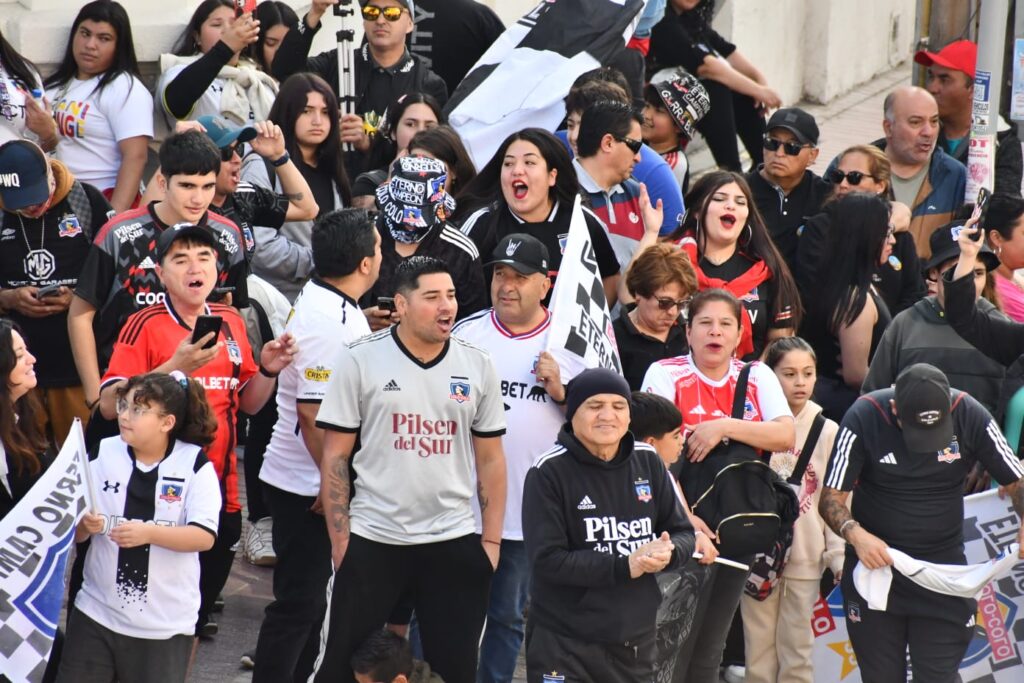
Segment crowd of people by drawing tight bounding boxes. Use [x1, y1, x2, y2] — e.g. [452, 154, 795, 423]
[1, 1, 1024, 682]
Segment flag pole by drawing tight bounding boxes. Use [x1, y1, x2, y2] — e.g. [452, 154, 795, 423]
[74, 418, 98, 512]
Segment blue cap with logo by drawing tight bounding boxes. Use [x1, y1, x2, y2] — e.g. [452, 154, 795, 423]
[197, 115, 258, 150]
[0, 140, 50, 210]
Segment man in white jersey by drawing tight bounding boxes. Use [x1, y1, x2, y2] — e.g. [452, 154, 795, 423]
[251, 209, 381, 682]
[453, 233, 566, 683]
[312, 256, 507, 683]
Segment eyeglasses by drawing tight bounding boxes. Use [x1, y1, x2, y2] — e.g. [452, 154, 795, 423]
[115, 399, 160, 420]
[827, 169, 875, 185]
[362, 5, 406, 21]
[220, 144, 239, 162]
[652, 296, 690, 311]
[762, 137, 812, 156]
[613, 135, 643, 154]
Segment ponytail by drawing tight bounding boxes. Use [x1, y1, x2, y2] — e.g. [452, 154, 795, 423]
[117, 372, 217, 447]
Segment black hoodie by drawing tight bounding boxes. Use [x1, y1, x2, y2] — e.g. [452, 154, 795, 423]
[522, 426, 694, 644]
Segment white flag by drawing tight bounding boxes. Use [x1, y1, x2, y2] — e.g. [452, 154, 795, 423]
[546, 195, 622, 381]
[0, 420, 93, 683]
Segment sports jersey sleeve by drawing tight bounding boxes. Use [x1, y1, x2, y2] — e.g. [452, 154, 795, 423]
[73, 240, 116, 308]
[315, 346, 362, 433]
[958, 394, 1024, 486]
[640, 362, 675, 402]
[471, 353, 507, 438]
[823, 402, 869, 491]
[184, 458, 222, 538]
[243, 184, 289, 231]
[295, 324, 338, 404]
[749, 362, 792, 422]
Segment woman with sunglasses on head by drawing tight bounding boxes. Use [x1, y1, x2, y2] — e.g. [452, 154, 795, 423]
[44, 1, 151, 213]
[798, 144, 925, 315]
[157, 0, 277, 130]
[668, 170, 801, 361]
[799, 192, 894, 421]
[0, 30, 58, 150]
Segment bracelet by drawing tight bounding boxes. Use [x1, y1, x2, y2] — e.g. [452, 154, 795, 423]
[839, 519, 859, 539]
[270, 152, 290, 167]
[482, 539, 501, 546]
[259, 365, 279, 378]
[550, 386, 567, 405]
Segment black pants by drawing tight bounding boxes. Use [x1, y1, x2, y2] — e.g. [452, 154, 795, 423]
[197, 509, 242, 632]
[526, 621, 656, 683]
[242, 395, 277, 522]
[694, 79, 766, 172]
[253, 484, 332, 683]
[674, 561, 751, 683]
[309, 533, 492, 683]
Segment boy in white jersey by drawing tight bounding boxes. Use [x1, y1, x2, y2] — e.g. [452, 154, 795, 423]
[251, 209, 382, 682]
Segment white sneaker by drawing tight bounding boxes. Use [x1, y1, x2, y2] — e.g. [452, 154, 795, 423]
[243, 517, 276, 567]
[722, 665, 745, 683]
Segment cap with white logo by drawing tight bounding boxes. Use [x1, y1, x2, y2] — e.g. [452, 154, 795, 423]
[894, 363, 953, 452]
[485, 233, 550, 276]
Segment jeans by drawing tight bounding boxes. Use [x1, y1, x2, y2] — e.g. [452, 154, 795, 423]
[477, 540, 530, 683]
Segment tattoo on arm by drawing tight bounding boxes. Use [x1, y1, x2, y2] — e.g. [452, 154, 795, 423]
[326, 456, 351, 536]
[477, 480, 489, 514]
[282, 192, 304, 201]
[819, 488, 854, 537]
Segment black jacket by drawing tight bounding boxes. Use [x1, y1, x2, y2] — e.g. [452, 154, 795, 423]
[612, 309, 687, 391]
[746, 168, 830, 273]
[0, 449, 51, 521]
[944, 268, 1022, 366]
[522, 427, 694, 644]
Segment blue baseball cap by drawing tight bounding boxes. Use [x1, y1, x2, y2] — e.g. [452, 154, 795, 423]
[0, 140, 50, 210]
[197, 115, 257, 149]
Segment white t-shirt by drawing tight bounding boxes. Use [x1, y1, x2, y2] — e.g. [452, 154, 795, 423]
[47, 72, 153, 191]
[75, 436, 221, 639]
[453, 308, 564, 541]
[156, 64, 233, 126]
[0, 63, 42, 146]
[261, 278, 371, 496]
[316, 327, 507, 545]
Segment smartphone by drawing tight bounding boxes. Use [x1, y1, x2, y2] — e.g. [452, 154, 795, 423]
[234, 0, 257, 16]
[970, 187, 991, 241]
[377, 296, 396, 312]
[191, 315, 223, 349]
[210, 286, 235, 302]
[34, 283, 62, 299]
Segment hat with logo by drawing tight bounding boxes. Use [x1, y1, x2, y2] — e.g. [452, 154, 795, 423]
[914, 39, 977, 80]
[375, 155, 456, 244]
[156, 223, 220, 263]
[894, 363, 954, 452]
[0, 140, 50, 210]
[565, 368, 631, 424]
[766, 107, 819, 146]
[485, 233, 550, 276]
[359, 0, 415, 16]
[197, 114, 258, 150]
[924, 221, 1000, 272]
[647, 68, 711, 140]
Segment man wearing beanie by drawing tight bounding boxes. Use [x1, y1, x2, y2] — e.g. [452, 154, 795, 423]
[522, 367, 694, 682]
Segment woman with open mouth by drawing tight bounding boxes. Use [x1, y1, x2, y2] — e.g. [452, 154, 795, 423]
[669, 170, 801, 361]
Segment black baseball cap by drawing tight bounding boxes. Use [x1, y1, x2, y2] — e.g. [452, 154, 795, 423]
[766, 107, 819, 146]
[924, 221, 1000, 272]
[156, 223, 220, 263]
[894, 363, 954, 452]
[485, 233, 550, 276]
[0, 140, 50, 210]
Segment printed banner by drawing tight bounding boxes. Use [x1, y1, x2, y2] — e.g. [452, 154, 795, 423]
[1011, 40, 1024, 121]
[811, 489, 1024, 681]
[0, 420, 93, 683]
[545, 195, 622, 381]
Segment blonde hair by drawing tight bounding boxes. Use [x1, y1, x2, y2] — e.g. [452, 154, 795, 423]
[838, 144, 892, 198]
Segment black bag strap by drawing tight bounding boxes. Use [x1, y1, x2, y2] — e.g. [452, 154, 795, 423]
[729, 363, 754, 420]
[788, 412, 827, 485]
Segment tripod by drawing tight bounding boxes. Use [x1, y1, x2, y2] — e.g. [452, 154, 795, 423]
[334, 0, 357, 152]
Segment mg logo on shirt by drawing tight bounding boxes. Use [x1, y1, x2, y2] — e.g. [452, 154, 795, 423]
[24, 249, 55, 280]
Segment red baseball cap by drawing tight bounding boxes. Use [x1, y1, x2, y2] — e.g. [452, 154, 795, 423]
[914, 39, 977, 79]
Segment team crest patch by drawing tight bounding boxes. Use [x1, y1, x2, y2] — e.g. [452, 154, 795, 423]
[557, 233, 568, 254]
[449, 377, 471, 403]
[542, 673, 565, 682]
[159, 483, 183, 502]
[847, 602, 861, 623]
[635, 479, 652, 503]
[242, 226, 255, 252]
[937, 437, 961, 464]
[226, 339, 242, 365]
[58, 214, 82, 238]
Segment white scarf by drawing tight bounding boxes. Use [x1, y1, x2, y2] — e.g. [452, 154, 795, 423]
[159, 53, 279, 126]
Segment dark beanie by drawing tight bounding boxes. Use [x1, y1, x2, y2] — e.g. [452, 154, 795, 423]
[565, 368, 632, 422]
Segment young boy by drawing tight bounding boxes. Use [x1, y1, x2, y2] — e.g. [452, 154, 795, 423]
[641, 70, 710, 194]
[351, 630, 444, 683]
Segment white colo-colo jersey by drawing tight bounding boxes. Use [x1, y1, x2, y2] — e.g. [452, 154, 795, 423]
[454, 308, 564, 540]
[316, 326, 507, 545]
[261, 279, 370, 496]
[75, 436, 221, 639]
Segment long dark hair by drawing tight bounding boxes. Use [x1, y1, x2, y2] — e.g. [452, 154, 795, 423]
[363, 92, 446, 172]
[173, 0, 234, 56]
[0, 29, 40, 91]
[247, 1, 299, 72]
[812, 192, 891, 330]
[456, 127, 579, 221]
[673, 170, 803, 330]
[116, 373, 217, 447]
[269, 72, 352, 205]
[408, 125, 476, 197]
[44, 0, 142, 95]
[0, 320, 47, 476]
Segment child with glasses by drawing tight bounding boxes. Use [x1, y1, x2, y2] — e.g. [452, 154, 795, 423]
[58, 372, 221, 683]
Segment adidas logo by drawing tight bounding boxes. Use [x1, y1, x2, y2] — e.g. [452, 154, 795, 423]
[383, 379, 401, 392]
[577, 495, 596, 510]
[137, 256, 157, 269]
[879, 453, 897, 465]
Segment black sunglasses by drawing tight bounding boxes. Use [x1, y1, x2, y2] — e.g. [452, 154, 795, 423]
[762, 137, 811, 156]
[613, 135, 643, 154]
[653, 296, 689, 311]
[827, 169, 875, 185]
[362, 5, 406, 21]
[220, 143, 239, 162]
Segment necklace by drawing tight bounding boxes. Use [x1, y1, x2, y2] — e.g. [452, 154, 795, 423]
[17, 214, 56, 281]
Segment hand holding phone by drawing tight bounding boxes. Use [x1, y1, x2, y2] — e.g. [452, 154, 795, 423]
[377, 297, 396, 313]
[191, 315, 223, 350]
[34, 283, 62, 299]
[970, 187, 991, 241]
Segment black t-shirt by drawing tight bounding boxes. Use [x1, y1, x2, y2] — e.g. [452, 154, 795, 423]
[294, 157, 337, 219]
[409, 0, 505, 95]
[612, 308, 687, 391]
[210, 182, 289, 260]
[746, 169, 829, 273]
[0, 180, 111, 387]
[650, 5, 737, 73]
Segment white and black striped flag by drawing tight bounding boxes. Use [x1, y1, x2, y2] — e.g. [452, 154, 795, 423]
[445, 0, 646, 169]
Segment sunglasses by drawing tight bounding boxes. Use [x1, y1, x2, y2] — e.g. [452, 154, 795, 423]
[613, 135, 643, 154]
[652, 296, 690, 311]
[926, 266, 987, 283]
[762, 137, 812, 156]
[827, 169, 875, 185]
[220, 144, 239, 162]
[362, 5, 406, 21]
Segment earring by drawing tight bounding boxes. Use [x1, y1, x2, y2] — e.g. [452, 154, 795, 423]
[997, 245, 1003, 257]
